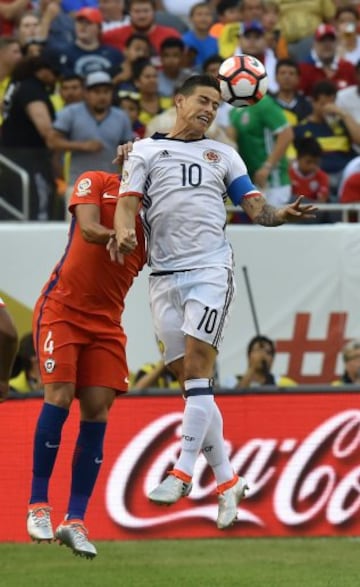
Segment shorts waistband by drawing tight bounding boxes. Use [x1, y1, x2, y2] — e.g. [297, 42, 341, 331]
[150, 269, 193, 276]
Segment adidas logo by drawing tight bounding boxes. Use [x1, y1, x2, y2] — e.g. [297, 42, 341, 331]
[159, 150, 170, 158]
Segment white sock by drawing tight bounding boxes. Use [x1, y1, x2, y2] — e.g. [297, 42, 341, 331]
[202, 401, 234, 485]
[174, 394, 215, 478]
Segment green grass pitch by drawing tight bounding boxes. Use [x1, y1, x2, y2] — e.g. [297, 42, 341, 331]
[0, 537, 359, 587]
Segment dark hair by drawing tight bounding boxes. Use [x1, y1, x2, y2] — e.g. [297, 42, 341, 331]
[176, 74, 220, 95]
[132, 57, 154, 81]
[295, 136, 323, 158]
[247, 335, 276, 357]
[59, 73, 84, 85]
[190, 1, 210, 17]
[216, 0, 240, 15]
[202, 54, 224, 72]
[335, 5, 359, 20]
[160, 37, 185, 53]
[311, 80, 337, 100]
[275, 58, 300, 75]
[125, 32, 152, 49]
[128, 0, 155, 8]
[11, 54, 59, 81]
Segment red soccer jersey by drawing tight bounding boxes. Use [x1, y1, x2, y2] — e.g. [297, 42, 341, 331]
[289, 161, 330, 201]
[41, 171, 146, 321]
[102, 24, 181, 55]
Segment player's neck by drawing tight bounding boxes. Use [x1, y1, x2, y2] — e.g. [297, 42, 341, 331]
[167, 122, 204, 141]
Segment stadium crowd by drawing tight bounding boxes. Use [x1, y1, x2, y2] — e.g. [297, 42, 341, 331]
[0, 0, 360, 220]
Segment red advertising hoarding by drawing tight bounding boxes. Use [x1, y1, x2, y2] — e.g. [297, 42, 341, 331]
[1, 391, 360, 542]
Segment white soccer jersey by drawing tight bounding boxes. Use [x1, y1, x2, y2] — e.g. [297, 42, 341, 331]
[119, 133, 257, 272]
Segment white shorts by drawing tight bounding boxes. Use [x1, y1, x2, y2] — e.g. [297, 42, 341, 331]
[149, 266, 236, 364]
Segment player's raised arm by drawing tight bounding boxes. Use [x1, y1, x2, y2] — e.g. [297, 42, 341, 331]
[241, 193, 317, 226]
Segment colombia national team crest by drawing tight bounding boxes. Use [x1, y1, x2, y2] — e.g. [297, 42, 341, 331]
[203, 150, 221, 163]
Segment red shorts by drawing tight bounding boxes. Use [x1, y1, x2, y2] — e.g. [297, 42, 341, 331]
[33, 297, 129, 393]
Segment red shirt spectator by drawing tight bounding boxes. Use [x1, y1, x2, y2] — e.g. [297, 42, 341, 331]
[289, 161, 329, 201]
[299, 24, 356, 96]
[102, 0, 180, 57]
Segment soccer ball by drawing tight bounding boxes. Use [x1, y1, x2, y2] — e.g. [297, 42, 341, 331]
[218, 55, 268, 108]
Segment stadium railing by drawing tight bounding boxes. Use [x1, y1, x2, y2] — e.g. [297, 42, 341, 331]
[0, 153, 30, 220]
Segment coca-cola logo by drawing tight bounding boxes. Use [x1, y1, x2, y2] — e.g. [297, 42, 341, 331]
[106, 410, 360, 530]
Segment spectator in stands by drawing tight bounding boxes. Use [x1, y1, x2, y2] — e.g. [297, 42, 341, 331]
[99, 0, 130, 32]
[57, 74, 85, 108]
[230, 92, 293, 206]
[294, 80, 360, 199]
[113, 33, 152, 91]
[262, 2, 288, 59]
[16, 11, 41, 50]
[335, 5, 360, 65]
[132, 360, 180, 390]
[299, 24, 356, 97]
[336, 59, 360, 133]
[332, 339, 360, 385]
[201, 54, 236, 145]
[275, 0, 335, 63]
[0, 0, 29, 37]
[182, 2, 218, 69]
[38, 0, 76, 53]
[224, 335, 297, 389]
[210, 0, 242, 40]
[57, 7, 123, 78]
[118, 91, 146, 137]
[0, 55, 59, 220]
[155, 0, 202, 25]
[10, 332, 42, 394]
[212, 0, 242, 59]
[102, 0, 181, 60]
[338, 156, 360, 204]
[0, 37, 22, 122]
[132, 58, 173, 125]
[0, 298, 18, 403]
[235, 20, 278, 93]
[60, 0, 98, 13]
[271, 58, 313, 160]
[47, 70, 133, 216]
[289, 136, 330, 202]
[158, 37, 193, 97]
[272, 58, 313, 126]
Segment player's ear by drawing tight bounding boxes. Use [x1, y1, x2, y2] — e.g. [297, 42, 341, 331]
[174, 93, 184, 109]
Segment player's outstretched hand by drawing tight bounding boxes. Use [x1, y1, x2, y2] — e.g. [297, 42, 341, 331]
[277, 196, 318, 223]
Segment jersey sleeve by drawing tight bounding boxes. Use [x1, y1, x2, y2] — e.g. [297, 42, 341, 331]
[225, 149, 258, 205]
[68, 171, 105, 212]
[119, 142, 148, 198]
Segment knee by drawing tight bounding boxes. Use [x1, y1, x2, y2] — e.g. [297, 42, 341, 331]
[44, 383, 75, 410]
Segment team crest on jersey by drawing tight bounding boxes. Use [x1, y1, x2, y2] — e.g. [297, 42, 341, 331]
[76, 177, 92, 196]
[44, 358, 56, 373]
[203, 150, 221, 163]
[121, 170, 129, 183]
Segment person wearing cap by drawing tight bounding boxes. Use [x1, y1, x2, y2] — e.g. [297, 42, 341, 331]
[299, 23, 356, 97]
[56, 7, 123, 78]
[274, 0, 335, 63]
[235, 19, 278, 93]
[332, 339, 360, 385]
[47, 70, 133, 219]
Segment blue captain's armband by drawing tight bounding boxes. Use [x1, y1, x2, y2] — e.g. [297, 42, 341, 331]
[227, 175, 257, 205]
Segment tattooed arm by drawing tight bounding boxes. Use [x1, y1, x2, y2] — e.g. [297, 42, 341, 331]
[241, 193, 317, 226]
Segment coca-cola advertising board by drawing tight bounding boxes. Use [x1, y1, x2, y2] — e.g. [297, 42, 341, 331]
[1, 391, 360, 542]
